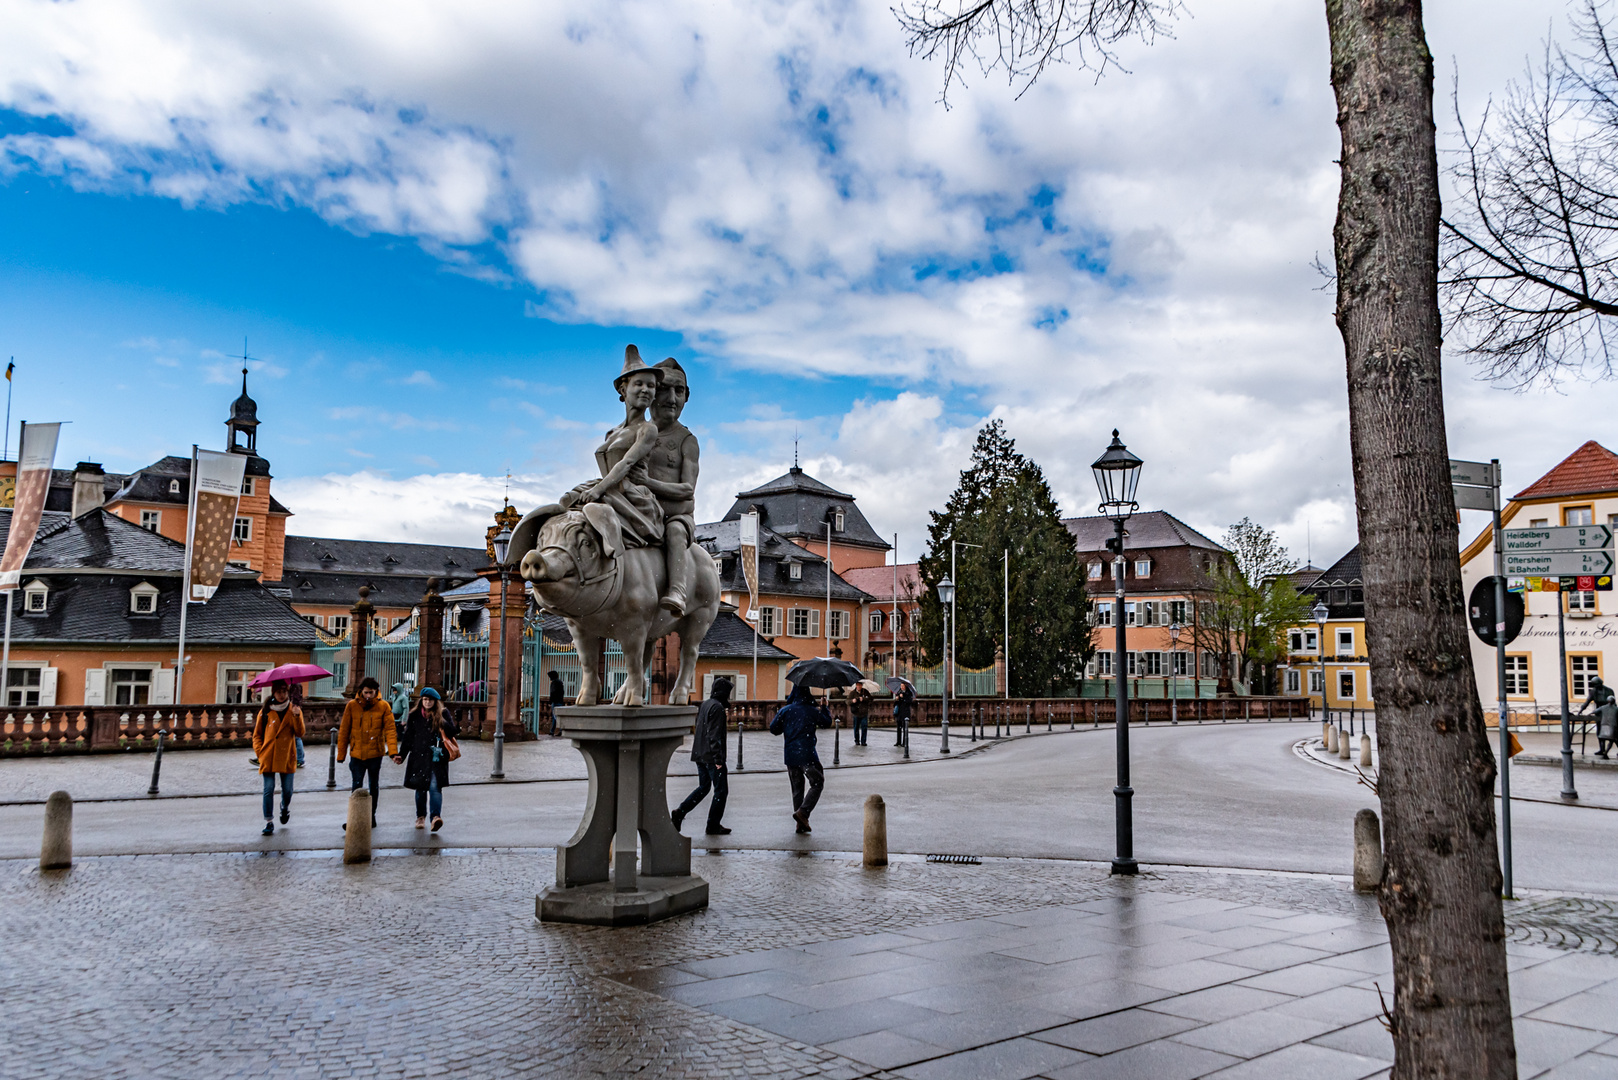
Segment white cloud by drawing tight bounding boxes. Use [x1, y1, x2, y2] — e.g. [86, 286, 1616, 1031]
[0, 0, 1570, 564]
[276, 469, 563, 545]
[401, 369, 438, 387]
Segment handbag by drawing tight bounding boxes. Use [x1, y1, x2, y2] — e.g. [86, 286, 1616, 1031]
[440, 731, 462, 762]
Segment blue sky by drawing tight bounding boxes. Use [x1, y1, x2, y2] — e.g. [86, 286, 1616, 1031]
[0, 0, 1596, 562]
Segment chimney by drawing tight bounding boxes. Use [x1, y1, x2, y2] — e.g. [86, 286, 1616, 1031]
[71, 462, 106, 518]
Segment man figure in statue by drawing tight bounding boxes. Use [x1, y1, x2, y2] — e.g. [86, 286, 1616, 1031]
[642, 357, 699, 617]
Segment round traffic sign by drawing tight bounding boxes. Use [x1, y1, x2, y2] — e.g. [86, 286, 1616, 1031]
[1469, 576, 1525, 647]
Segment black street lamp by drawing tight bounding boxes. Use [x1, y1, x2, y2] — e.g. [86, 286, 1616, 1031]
[937, 575, 955, 753]
[1168, 621, 1181, 725]
[491, 525, 513, 780]
[1311, 599, 1330, 728]
[1092, 429, 1143, 876]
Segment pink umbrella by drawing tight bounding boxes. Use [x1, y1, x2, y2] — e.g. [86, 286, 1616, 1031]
[248, 663, 334, 689]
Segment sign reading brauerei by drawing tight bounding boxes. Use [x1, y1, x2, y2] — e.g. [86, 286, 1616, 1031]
[0, 422, 61, 590]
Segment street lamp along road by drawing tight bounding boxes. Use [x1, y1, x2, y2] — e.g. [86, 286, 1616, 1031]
[491, 525, 513, 781]
[1168, 621, 1181, 725]
[1311, 599, 1330, 734]
[936, 575, 955, 754]
[1092, 429, 1143, 877]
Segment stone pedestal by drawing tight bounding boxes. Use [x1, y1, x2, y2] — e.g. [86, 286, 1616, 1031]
[537, 704, 707, 926]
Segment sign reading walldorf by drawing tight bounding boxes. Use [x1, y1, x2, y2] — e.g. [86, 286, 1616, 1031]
[1501, 524, 1617, 581]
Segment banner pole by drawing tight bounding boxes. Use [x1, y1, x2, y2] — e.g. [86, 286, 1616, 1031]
[2, 419, 23, 706]
[175, 446, 198, 706]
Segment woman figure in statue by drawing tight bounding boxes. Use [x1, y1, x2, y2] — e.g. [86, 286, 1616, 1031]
[1579, 675, 1618, 758]
[558, 345, 666, 548]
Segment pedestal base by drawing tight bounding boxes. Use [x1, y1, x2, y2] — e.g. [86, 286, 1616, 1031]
[537, 875, 709, 926]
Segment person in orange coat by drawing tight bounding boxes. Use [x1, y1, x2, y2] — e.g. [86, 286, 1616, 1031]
[253, 680, 306, 836]
[337, 676, 398, 829]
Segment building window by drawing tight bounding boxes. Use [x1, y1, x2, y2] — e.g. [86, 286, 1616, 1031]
[139, 510, 161, 532]
[1171, 651, 1189, 676]
[1125, 651, 1138, 675]
[1285, 669, 1301, 695]
[222, 667, 269, 704]
[1309, 670, 1324, 694]
[1169, 600, 1187, 625]
[1565, 506, 1594, 526]
[1504, 655, 1530, 697]
[787, 608, 819, 637]
[169, 479, 181, 495]
[302, 614, 319, 625]
[1338, 670, 1356, 700]
[1135, 558, 1151, 578]
[1569, 591, 1597, 613]
[129, 582, 159, 615]
[787, 561, 802, 581]
[1094, 601, 1113, 627]
[1529, 518, 1548, 527]
[1142, 651, 1163, 676]
[829, 610, 849, 639]
[241, 477, 256, 497]
[1088, 561, 1102, 579]
[1095, 651, 1112, 676]
[1305, 630, 1318, 651]
[870, 611, 884, 634]
[6, 666, 40, 707]
[110, 667, 153, 706]
[1202, 651, 1220, 678]
[757, 606, 778, 636]
[233, 517, 253, 543]
[22, 581, 47, 613]
[833, 509, 845, 532]
[1289, 631, 1304, 652]
[1336, 628, 1354, 655]
[328, 614, 350, 634]
[1125, 602, 1138, 626]
[1570, 655, 1601, 698]
[1140, 601, 1157, 626]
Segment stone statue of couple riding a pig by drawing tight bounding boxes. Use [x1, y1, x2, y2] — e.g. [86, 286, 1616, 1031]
[507, 346, 720, 707]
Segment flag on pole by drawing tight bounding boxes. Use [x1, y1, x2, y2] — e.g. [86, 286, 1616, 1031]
[0, 422, 61, 589]
[185, 449, 249, 602]
[5, 362, 13, 382]
[740, 511, 760, 606]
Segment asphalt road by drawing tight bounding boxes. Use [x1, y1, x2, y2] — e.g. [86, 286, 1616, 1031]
[4, 719, 1613, 896]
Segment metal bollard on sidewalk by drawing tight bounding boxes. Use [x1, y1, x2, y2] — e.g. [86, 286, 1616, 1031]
[328, 722, 339, 789]
[40, 790, 72, 870]
[147, 728, 168, 796]
[863, 794, 887, 867]
[736, 718, 745, 772]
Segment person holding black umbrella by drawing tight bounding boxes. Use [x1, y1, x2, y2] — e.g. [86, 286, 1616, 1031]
[770, 680, 833, 833]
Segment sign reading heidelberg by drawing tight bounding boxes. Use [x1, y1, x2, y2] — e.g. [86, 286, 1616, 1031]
[1502, 524, 1617, 583]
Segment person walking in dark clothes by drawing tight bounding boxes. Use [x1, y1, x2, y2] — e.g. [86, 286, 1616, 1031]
[894, 681, 915, 746]
[672, 677, 732, 835]
[848, 683, 873, 746]
[393, 687, 458, 832]
[547, 669, 565, 735]
[770, 682, 832, 833]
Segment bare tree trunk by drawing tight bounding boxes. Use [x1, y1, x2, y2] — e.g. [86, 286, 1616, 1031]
[1326, 2, 1516, 1077]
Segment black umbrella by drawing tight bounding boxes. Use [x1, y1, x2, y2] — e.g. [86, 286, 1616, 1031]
[786, 656, 864, 689]
[884, 676, 915, 694]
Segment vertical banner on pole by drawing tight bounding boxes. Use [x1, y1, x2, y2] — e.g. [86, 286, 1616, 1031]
[186, 449, 250, 602]
[0, 421, 62, 589]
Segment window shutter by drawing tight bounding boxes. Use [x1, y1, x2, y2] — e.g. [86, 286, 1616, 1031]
[85, 669, 107, 706]
[152, 668, 176, 705]
[735, 674, 747, 701]
[809, 609, 821, 638]
[702, 673, 714, 700]
[40, 667, 58, 707]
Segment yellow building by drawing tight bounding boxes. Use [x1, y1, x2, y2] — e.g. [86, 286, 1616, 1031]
[1460, 441, 1618, 721]
[1278, 546, 1376, 711]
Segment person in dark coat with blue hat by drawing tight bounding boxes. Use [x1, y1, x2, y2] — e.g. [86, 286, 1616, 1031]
[393, 687, 458, 832]
[769, 681, 832, 833]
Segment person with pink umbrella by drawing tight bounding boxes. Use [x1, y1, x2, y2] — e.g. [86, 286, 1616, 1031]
[253, 680, 305, 836]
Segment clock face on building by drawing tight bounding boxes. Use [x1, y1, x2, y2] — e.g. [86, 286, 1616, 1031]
[0, 476, 14, 509]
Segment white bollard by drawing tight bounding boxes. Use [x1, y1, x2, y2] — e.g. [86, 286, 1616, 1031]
[1338, 727, 1352, 760]
[343, 790, 372, 865]
[1326, 725, 1339, 754]
[1354, 808, 1383, 892]
[1360, 734, 1373, 767]
[863, 794, 888, 867]
[40, 790, 72, 870]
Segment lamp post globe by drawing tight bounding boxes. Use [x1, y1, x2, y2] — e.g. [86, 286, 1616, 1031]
[491, 526, 515, 780]
[1092, 430, 1143, 876]
[936, 576, 955, 754]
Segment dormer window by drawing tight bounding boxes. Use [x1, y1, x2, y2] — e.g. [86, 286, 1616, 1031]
[129, 581, 160, 615]
[22, 580, 48, 613]
[168, 479, 181, 495]
[788, 561, 802, 581]
[383, 554, 399, 564]
[241, 477, 255, 497]
[834, 509, 845, 532]
[1134, 558, 1152, 578]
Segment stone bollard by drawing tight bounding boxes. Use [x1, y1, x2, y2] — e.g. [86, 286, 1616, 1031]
[1360, 734, 1372, 767]
[863, 794, 888, 867]
[40, 790, 72, 870]
[1338, 728, 1352, 760]
[1353, 808, 1383, 893]
[1326, 725, 1338, 754]
[1322, 721, 1331, 746]
[343, 791, 372, 865]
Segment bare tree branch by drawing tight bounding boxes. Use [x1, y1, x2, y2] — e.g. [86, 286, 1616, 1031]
[892, 0, 1181, 104]
[1441, 1, 1618, 386]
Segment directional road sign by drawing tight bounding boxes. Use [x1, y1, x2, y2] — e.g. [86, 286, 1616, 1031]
[1450, 459, 1498, 488]
[1502, 549, 1616, 577]
[1502, 525, 1612, 553]
[1454, 485, 1495, 511]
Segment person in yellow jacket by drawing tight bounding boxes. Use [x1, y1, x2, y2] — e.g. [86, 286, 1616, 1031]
[338, 676, 399, 829]
[253, 680, 305, 836]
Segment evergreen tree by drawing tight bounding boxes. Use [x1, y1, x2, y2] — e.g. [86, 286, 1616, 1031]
[917, 421, 1091, 696]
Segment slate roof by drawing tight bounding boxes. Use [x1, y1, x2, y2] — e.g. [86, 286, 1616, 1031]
[1302, 546, 1364, 620]
[43, 456, 291, 514]
[695, 519, 872, 602]
[0, 508, 258, 576]
[282, 535, 489, 607]
[841, 563, 922, 603]
[1062, 511, 1228, 553]
[719, 467, 890, 552]
[1513, 441, 1618, 501]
